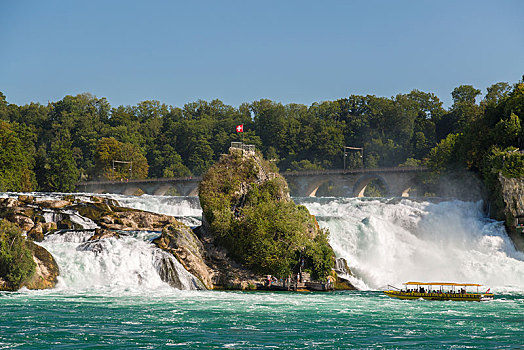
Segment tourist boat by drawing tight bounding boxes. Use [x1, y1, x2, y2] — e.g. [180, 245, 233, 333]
[384, 282, 494, 301]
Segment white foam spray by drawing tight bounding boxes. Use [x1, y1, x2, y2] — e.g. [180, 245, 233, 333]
[6, 192, 524, 293]
[40, 231, 201, 293]
[298, 197, 524, 291]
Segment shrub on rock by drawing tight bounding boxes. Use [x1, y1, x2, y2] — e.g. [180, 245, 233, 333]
[0, 219, 36, 290]
[199, 149, 335, 281]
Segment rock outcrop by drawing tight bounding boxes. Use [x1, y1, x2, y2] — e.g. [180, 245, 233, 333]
[25, 242, 60, 290]
[497, 174, 524, 251]
[194, 224, 263, 290]
[1, 194, 212, 291]
[0, 218, 59, 291]
[153, 223, 213, 289]
[197, 145, 347, 289]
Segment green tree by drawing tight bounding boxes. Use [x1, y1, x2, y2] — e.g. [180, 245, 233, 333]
[427, 133, 461, 174]
[40, 133, 80, 192]
[0, 92, 8, 121]
[94, 137, 149, 180]
[494, 113, 521, 147]
[0, 121, 36, 191]
[483, 82, 511, 106]
[450, 85, 482, 131]
[187, 137, 214, 175]
[148, 144, 191, 178]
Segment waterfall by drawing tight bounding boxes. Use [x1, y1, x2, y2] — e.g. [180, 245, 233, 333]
[5, 192, 524, 292]
[102, 194, 202, 219]
[297, 197, 524, 291]
[40, 231, 202, 292]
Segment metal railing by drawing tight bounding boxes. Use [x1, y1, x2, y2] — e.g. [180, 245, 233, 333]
[230, 142, 255, 154]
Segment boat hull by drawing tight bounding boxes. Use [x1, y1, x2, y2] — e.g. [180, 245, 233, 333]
[384, 290, 494, 301]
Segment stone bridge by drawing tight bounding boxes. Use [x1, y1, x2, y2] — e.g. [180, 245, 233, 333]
[76, 167, 428, 197]
[284, 167, 428, 197]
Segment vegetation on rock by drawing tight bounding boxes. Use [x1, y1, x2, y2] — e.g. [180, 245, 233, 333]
[199, 149, 335, 280]
[0, 220, 36, 290]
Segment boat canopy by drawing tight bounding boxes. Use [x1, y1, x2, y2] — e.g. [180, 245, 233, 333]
[403, 282, 483, 287]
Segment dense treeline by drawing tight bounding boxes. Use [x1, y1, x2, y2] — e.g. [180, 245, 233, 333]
[426, 79, 524, 223]
[0, 77, 523, 193]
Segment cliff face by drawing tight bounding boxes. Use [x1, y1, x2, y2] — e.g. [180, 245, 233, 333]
[153, 223, 212, 289]
[499, 175, 524, 219]
[497, 174, 524, 251]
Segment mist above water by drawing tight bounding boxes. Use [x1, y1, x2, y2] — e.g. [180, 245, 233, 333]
[297, 197, 524, 291]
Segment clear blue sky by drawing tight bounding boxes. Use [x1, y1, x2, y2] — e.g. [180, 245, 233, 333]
[2, 0, 523, 109]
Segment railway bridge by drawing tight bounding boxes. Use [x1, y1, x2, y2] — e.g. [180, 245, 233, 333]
[76, 167, 428, 197]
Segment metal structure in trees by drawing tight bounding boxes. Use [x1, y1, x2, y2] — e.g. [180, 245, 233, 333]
[230, 142, 255, 155]
[112, 160, 133, 179]
[343, 146, 363, 171]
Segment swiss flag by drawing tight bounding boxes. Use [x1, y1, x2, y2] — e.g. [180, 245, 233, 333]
[236, 124, 243, 133]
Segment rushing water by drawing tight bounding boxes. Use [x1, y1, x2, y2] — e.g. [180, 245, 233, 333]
[1, 193, 524, 348]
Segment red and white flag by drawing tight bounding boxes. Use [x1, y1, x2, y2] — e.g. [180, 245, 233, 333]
[236, 124, 243, 133]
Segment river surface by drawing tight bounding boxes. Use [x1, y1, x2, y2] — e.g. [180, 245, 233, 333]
[1, 194, 523, 349]
[2, 289, 523, 349]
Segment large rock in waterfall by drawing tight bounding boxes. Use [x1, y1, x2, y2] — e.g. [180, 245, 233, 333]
[153, 222, 213, 289]
[25, 241, 60, 290]
[0, 219, 58, 291]
[197, 145, 346, 289]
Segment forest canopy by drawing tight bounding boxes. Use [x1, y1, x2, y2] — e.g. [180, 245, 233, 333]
[0, 76, 523, 193]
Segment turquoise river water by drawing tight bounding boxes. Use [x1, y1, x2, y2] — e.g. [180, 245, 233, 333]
[1, 289, 523, 349]
[1, 194, 524, 348]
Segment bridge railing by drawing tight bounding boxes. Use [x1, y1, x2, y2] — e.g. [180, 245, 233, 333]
[282, 166, 428, 177]
[230, 142, 255, 154]
[77, 176, 203, 186]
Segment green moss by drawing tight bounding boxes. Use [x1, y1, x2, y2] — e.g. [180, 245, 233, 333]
[132, 189, 145, 196]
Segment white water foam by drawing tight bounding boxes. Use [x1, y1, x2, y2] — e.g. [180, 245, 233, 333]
[40, 231, 200, 293]
[103, 194, 202, 218]
[5, 192, 524, 293]
[299, 197, 524, 291]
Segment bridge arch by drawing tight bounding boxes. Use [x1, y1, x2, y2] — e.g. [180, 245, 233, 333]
[353, 174, 390, 197]
[187, 186, 199, 197]
[154, 184, 174, 196]
[122, 186, 144, 196]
